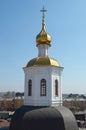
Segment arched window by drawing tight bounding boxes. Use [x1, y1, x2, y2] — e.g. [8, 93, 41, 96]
[28, 79, 32, 96]
[40, 79, 46, 96]
[55, 79, 58, 96]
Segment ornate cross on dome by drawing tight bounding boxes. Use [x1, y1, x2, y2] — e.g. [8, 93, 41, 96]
[40, 7, 47, 23]
[40, 7, 47, 20]
[40, 7, 47, 29]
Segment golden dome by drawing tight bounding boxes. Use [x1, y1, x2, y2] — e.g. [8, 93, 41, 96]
[36, 7, 51, 46]
[26, 57, 61, 67]
[36, 25, 51, 46]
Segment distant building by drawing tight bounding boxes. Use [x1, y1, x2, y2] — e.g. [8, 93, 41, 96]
[63, 94, 86, 111]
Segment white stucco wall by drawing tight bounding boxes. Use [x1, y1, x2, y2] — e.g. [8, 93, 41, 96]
[23, 66, 63, 106]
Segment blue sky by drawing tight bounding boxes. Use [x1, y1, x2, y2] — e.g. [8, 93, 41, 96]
[0, 0, 86, 94]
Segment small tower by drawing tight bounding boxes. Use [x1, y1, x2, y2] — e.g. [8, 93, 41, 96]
[10, 7, 79, 130]
[23, 7, 63, 106]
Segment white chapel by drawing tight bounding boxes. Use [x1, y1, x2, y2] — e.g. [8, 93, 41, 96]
[10, 8, 78, 130]
[23, 7, 63, 107]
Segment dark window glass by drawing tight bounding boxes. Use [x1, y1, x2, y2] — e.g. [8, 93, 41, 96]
[55, 79, 58, 96]
[28, 80, 32, 96]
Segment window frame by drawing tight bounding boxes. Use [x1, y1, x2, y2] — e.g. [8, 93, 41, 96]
[40, 79, 46, 96]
